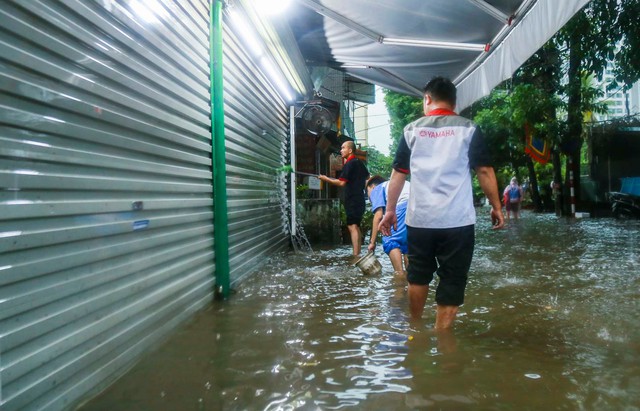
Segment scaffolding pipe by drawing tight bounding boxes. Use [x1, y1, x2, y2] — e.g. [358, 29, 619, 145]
[569, 156, 576, 217]
[290, 106, 297, 237]
[210, 0, 230, 298]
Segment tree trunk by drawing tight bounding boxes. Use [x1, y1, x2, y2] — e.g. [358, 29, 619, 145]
[552, 148, 564, 216]
[565, 20, 583, 213]
[525, 157, 542, 212]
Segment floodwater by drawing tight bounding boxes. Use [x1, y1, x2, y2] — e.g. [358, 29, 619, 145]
[78, 212, 640, 411]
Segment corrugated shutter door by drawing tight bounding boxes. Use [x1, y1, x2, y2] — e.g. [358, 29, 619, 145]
[0, 1, 213, 410]
[222, 21, 290, 285]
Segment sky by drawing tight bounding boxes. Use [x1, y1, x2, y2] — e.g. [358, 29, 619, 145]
[365, 86, 392, 156]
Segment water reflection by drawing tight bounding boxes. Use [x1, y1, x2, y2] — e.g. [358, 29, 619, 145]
[79, 213, 640, 411]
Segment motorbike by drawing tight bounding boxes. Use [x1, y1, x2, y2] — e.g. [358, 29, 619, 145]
[608, 191, 640, 219]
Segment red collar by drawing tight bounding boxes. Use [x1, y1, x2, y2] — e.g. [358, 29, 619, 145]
[427, 108, 457, 116]
[343, 154, 356, 164]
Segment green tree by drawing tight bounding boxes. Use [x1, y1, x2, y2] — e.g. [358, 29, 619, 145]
[555, 0, 640, 208]
[365, 146, 393, 179]
[383, 90, 422, 154]
[472, 0, 639, 215]
[611, 0, 640, 91]
[472, 88, 513, 170]
[473, 84, 560, 211]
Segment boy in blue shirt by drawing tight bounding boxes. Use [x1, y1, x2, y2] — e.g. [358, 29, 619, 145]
[366, 175, 411, 276]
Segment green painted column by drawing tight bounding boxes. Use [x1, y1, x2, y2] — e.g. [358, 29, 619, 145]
[210, 0, 230, 298]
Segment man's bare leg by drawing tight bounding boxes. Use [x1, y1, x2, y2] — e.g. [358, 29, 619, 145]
[408, 283, 429, 319]
[435, 305, 459, 329]
[388, 248, 404, 275]
[435, 327, 457, 354]
[347, 224, 361, 256]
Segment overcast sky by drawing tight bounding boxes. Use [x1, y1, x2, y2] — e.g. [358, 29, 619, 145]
[366, 87, 392, 156]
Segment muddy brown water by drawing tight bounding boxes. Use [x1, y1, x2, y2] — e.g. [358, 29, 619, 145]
[78, 212, 640, 411]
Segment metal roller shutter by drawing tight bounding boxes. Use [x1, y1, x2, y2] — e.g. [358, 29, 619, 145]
[0, 0, 213, 410]
[222, 18, 291, 285]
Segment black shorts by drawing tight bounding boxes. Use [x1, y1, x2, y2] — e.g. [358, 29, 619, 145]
[345, 198, 365, 226]
[406, 224, 475, 306]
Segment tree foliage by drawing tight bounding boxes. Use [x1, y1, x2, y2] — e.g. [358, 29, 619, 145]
[369, 0, 640, 212]
[470, 0, 640, 211]
[365, 146, 393, 179]
[557, 0, 640, 90]
[473, 84, 563, 166]
[552, 0, 639, 206]
[382, 90, 422, 155]
[473, 83, 565, 210]
[472, 89, 513, 169]
[612, 0, 640, 89]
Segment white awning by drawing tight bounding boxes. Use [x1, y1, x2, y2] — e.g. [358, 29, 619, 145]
[280, 0, 590, 110]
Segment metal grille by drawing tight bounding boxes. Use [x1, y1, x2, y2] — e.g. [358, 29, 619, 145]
[0, 0, 213, 409]
[222, 20, 290, 285]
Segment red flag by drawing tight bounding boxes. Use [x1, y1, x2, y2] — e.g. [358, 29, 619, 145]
[524, 123, 550, 164]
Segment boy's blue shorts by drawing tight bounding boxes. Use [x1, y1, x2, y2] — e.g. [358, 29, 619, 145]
[381, 202, 408, 255]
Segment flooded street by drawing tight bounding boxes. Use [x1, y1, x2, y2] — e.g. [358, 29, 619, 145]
[79, 212, 640, 411]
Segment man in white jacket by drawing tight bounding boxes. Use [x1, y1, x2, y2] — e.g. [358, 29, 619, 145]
[379, 77, 504, 329]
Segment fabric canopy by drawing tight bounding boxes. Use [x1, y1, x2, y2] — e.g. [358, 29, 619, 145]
[283, 0, 590, 111]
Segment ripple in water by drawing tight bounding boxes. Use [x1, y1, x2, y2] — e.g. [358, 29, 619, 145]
[78, 212, 640, 411]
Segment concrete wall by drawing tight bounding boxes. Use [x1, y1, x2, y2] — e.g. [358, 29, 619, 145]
[296, 199, 342, 245]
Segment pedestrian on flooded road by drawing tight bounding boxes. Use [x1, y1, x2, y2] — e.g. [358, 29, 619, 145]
[366, 175, 410, 277]
[503, 176, 524, 221]
[379, 76, 504, 329]
[319, 141, 369, 258]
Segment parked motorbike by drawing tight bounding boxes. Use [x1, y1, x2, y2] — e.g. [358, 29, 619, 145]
[608, 192, 640, 219]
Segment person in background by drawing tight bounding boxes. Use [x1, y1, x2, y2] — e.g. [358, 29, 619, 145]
[366, 175, 411, 277]
[503, 177, 524, 221]
[319, 141, 369, 258]
[379, 76, 504, 329]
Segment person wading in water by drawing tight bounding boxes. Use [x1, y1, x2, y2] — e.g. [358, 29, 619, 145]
[379, 76, 504, 328]
[319, 141, 369, 259]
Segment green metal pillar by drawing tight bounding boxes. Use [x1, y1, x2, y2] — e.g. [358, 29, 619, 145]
[210, 0, 230, 298]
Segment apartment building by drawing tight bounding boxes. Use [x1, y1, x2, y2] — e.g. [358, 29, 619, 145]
[598, 68, 640, 120]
